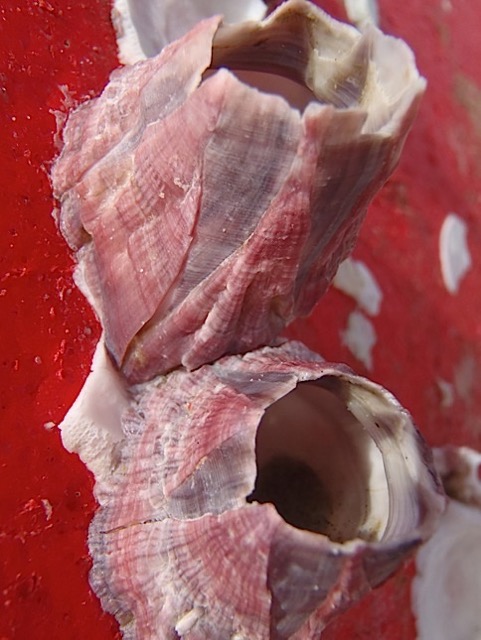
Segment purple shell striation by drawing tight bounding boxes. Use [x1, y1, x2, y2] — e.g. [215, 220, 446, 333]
[52, 0, 426, 384]
[69, 341, 445, 640]
[52, 3, 442, 637]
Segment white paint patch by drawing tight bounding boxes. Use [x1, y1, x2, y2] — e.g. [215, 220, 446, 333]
[333, 258, 382, 316]
[439, 213, 471, 294]
[436, 378, 455, 408]
[413, 499, 481, 640]
[112, 0, 267, 63]
[344, 0, 379, 26]
[342, 311, 376, 370]
[41, 498, 53, 521]
[59, 338, 130, 488]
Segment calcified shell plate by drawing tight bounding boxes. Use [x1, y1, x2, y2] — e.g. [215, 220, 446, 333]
[413, 446, 481, 640]
[112, 0, 268, 63]
[52, 0, 425, 384]
[61, 341, 444, 639]
[52, 2, 440, 637]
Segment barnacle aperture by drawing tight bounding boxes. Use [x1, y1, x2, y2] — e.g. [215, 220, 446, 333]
[59, 341, 445, 640]
[248, 381, 384, 543]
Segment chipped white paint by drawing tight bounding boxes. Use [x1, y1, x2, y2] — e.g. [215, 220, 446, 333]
[113, 0, 266, 63]
[43, 421, 56, 430]
[41, 498, 53, 521]
[436, 378, 455, 408]
[59, 338, 129, 487]
[333, 257, 382, 316]
[413, 499, 481, 640]
[454, 353, 476, 402]
[175, 607, 205, 635]
[439, 213, 471, 294]
[344, 0, 379, 26]
[342, 311, 376, 370]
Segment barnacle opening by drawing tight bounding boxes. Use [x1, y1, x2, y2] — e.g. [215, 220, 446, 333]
[208, 68, 317, 111]
[207, 6, 372, 112]
[247, 378, 389, 543]
[207, 17, 321, 111]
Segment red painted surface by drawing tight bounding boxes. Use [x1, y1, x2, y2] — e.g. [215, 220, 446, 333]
[1, 2, 119, 639]
[1, 1, 480, 639]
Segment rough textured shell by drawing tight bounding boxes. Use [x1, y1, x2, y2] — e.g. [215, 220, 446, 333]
[413, 446, 481, 640]
[52, 0, 426, 384]
[61, 341, 444, 639]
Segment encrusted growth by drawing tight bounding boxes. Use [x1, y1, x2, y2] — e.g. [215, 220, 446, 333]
[52, 2, 442, 639]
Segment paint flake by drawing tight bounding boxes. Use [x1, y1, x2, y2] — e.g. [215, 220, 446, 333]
[41, 498, 53, 521]
[342, 310, 376, 370]
[333, 258, 382, 316]
[439, 213, 471, 294]
[436, 378, 455, 408]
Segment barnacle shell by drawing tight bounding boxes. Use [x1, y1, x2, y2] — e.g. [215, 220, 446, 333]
[61, 340, 444, 639]
[413, 446, 481, 640]
[53, 4, 440, 635]
[113, 0, 267, 63]
[52, 0, 426, 384]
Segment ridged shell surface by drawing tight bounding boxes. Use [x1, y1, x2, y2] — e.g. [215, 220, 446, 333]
[52, 0, 426, 384]
[59, 341, 445, 639]
[51, 4, 442, 638]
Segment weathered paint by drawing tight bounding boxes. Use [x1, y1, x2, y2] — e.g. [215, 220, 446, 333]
[439, 213, 472, 294]
[2, 0, 481, 638]
[333, 258, 382, 316]
[342, 310, 377, 370]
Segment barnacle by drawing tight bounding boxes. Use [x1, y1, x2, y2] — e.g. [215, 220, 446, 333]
[52, 0, 425, 384]
[52, 2, 443, 638]
[62, 341, 444, 639]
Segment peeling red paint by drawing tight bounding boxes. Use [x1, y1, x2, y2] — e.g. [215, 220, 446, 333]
[1, 0, 481, 638]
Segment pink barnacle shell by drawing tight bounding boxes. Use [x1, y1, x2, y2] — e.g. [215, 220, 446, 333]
[77, 341, 444, 639]
[52, 0, 426, 384]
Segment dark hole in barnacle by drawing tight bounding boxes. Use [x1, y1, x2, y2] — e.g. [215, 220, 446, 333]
[247, 379, 383, 543]
[247, 456, 332, 533]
